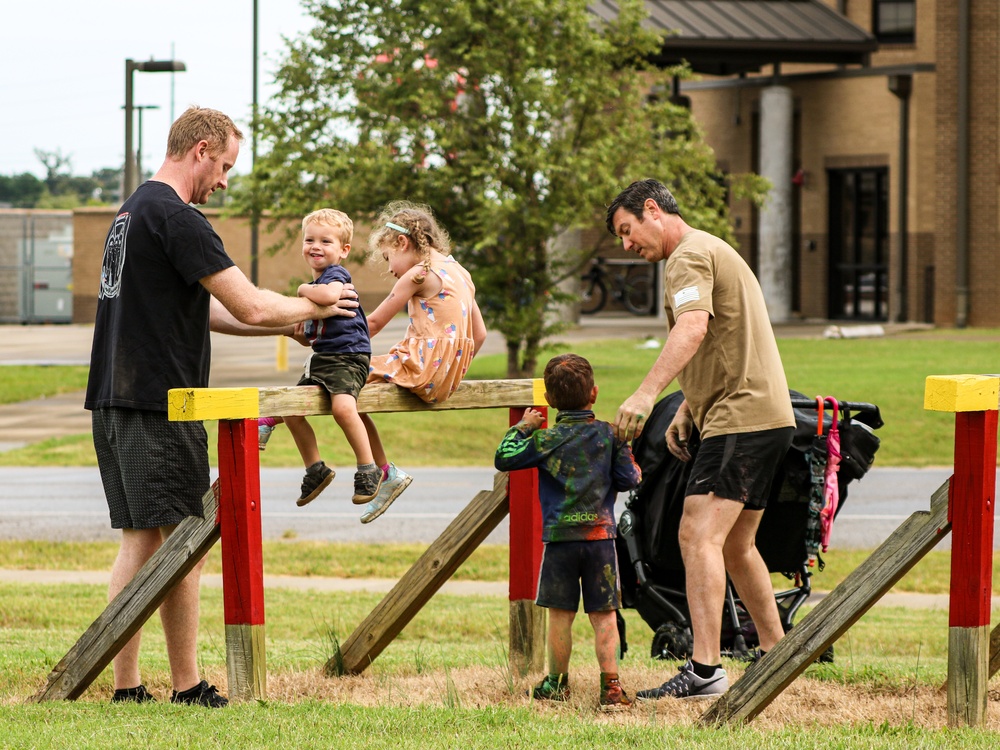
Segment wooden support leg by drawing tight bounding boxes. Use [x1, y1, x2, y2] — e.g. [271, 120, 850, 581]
[217, 419, 267, 703]
[507, 406, 546, 677]
[700, 479, 953, 726]
[946, 409, 997, 728]
[32, 483, 221, 702]
[335, 472, 510, 675]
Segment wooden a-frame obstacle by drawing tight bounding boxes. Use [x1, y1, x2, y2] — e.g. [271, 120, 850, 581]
[702, 374, 999, 729]
[33, 378, 550, 703]
[33, 374, 1000, 723]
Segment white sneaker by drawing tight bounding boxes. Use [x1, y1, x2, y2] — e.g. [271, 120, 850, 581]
[635, 660, 728, 700]
[360, 464, 412, 523]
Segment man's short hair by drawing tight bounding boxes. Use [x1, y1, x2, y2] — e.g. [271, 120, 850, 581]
[605, 178, 681, 236]
[303, 208, 354, 246]
[543, 353, 595, 411]
[166, 106, 244, 159]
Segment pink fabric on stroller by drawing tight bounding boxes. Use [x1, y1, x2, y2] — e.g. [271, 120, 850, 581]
[820, 397, 841, 552]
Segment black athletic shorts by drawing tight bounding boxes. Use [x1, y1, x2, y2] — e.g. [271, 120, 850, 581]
[535, 539, 621, 613]
[298, 351, 370, 399]
[685, 426, 794, 510]
[92, 407, 211, 529]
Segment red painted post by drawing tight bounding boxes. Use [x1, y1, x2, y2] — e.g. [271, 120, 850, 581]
[926, 373, 999, 727]
[216, 418, 266, 701]
[948, 409, 998, 631]
[507, 405, 547, 675]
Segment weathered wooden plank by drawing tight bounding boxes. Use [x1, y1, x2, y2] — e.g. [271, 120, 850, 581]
[700, 478, 952, 726]
[924, 374, 1000, 413]
[335, 472, 510, 675]
[225, 624, 267, 703]
[32, 483, 222, 702]
[948, 626, 991, 727]
[509, 600, 546, 676]
[170, 379, 547, 421]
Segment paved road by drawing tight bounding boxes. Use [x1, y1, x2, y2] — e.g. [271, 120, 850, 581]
[2, 465, 994, 550]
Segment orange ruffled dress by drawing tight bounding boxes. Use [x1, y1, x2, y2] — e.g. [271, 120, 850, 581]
[367, 257, 478, 404]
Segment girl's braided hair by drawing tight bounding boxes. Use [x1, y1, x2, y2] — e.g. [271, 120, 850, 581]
[368, 201, 451, 281]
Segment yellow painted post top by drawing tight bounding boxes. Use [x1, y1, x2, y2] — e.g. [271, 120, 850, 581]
[532, 378, 546, 407]
[168, 388, 260, 421]
[924, 375, 1000, 413]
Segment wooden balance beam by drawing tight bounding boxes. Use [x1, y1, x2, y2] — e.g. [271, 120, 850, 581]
[34, 379, 548, 704]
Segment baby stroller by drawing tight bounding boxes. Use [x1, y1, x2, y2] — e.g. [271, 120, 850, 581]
[615, 389, 883, 661]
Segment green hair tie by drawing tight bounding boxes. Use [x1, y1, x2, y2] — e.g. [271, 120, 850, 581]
[385, 221, 410, 235]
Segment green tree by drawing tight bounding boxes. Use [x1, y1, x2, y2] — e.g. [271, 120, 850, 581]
[0, 173, 45, 208]
[241, 0, 764, 376]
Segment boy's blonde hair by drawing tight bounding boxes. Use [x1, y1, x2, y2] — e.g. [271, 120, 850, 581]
[303, 208, 354, 247]
[367, 201, 451, 266]
[166, 106, 244, 159]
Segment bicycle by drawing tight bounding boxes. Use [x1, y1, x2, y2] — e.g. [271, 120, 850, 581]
[579, 258, 656, 315]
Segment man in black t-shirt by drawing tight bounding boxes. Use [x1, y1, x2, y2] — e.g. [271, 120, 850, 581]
[85, 106, 358, 707]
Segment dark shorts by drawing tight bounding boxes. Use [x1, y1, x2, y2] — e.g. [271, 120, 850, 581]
[685, 426, 794, 510]
[535, 539, 621, 613]
[92, 407, 211, 530]
[298, 351, 371, 399]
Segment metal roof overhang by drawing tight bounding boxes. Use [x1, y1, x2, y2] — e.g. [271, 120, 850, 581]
[589, 0, 879, 75]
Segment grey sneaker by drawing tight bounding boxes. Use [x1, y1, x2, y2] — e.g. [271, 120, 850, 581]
[297, 461, 334, 507]
[352, 467, 383, 505]
[360, 464, 412, 523]
[635, 660, 728, 701]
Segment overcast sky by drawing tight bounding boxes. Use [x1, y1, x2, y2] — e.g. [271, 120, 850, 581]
[0, 0, 315, 180]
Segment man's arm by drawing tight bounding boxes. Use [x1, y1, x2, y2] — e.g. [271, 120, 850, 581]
[202, 266, 358, 332]
[613, 309, 709, 441]
[209, 297, 294, 336]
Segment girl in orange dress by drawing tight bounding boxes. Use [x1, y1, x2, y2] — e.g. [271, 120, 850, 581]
[358, 201, 487, 522]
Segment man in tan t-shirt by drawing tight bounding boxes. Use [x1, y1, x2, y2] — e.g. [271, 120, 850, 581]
[606, 179, 795, 701]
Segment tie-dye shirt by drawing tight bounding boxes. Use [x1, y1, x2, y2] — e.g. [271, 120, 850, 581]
[494, 410, 641, 542]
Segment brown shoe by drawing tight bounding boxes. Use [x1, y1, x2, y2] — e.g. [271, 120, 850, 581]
[598, 674, 633, 712]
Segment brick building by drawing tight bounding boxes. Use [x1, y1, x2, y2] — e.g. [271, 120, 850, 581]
[596, 0, 997, 326]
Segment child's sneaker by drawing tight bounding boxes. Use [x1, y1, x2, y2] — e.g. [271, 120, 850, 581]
[635, 660, 728, 701]
[352, 467, 383, 505]
[297, 461, 334, 506]
[598, 675, 633, 712]
[169, 680, 228, 708]
[360, 464, 412, 523]
[258, 419, 278, 451]
[111, 684, 155, 704]
[530, 673, 570, 702]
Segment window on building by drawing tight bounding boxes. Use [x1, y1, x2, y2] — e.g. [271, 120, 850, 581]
[873, 0, 915, 44]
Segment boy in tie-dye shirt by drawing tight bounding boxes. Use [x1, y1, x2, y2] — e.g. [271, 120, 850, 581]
[494, 353, 641, 712]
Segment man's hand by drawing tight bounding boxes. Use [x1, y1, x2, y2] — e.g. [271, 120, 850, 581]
[614, 390, 655, 442]
[516, 407, 545, 432]
[666, 400, 693, 461]
[290, 321, 310, 347]
[321, 284, 360, 318]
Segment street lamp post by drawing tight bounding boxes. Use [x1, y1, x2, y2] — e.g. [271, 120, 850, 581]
[124, 58, 186, 200]
[122, 104, 161, 188]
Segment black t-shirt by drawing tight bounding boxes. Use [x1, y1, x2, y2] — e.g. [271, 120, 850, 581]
[85, 181, 235, 411]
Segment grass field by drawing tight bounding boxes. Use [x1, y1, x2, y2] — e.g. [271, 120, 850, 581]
[2, 330, 1000, 744]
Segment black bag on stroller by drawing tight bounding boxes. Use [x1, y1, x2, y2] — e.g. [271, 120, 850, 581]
[615, 389, 883, 661]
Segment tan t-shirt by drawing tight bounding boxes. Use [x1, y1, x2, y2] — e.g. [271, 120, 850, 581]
[664, 229, 795, 438]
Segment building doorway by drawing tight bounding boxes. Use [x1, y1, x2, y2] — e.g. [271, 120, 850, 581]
[827, 168, 889, 320]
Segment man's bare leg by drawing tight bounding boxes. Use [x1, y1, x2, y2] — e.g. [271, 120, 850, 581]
[109, 527, 162, 690]
[723, 509, 785, 652]
[157, 525, 207, 693]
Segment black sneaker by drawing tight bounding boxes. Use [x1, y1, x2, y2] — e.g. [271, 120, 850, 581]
[169, 680, 228, 708]
[635, 660, 728, 701]
[297, 461, 334, 507]
[111, 684, 155, 703]
[351, 467, 382, 505]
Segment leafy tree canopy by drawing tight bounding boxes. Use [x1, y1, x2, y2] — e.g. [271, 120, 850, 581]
[239, 0, 766, 376]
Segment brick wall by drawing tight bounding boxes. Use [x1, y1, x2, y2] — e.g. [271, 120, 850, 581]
[72, 208, 395, 324]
